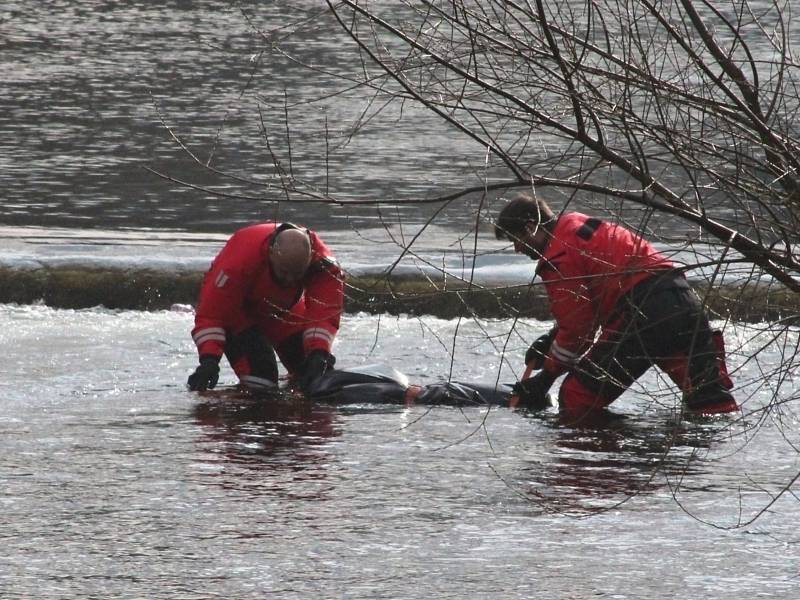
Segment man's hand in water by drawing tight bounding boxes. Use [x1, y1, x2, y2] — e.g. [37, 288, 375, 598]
[513, 371, 557, 411]
[297, 350, 335, 393]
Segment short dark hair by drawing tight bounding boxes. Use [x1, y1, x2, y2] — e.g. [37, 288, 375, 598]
[494, 194, 555, 240]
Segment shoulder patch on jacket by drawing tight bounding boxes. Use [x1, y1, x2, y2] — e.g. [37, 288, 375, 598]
[214, 270, 229, 288]
[576, 218, 602, 241]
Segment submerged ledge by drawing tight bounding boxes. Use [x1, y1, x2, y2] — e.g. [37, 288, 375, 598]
[0, 265, 797, 322]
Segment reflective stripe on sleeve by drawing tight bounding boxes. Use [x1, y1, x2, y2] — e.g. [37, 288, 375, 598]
[192, 327, 226, 347]
[550, 340, 579, 366]
[303, 327, 336, 347]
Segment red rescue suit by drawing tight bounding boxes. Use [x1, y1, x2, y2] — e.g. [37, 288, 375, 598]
[535, 213, 734, 419]
[192, 223, 344, 383]
[536, 213, 673, 375]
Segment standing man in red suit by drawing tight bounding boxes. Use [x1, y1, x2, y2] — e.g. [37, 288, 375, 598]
[494, 194, 736, 423]
[187, 222, 344, 395]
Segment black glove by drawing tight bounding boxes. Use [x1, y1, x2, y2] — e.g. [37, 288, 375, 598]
[525, 326, 558, 369]
[187, 355, 220, 391]
[297, 350, 336, 393]
[512, 370, 557, 411]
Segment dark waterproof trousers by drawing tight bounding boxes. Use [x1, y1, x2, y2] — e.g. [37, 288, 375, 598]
[559, 271, 735, 420]
[224, 328, 306, 392]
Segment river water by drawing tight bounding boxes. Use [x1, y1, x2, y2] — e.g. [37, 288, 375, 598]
[10, 0, 787, 236]
[2, 304, 799, 599]
[1, 0, 485, 234]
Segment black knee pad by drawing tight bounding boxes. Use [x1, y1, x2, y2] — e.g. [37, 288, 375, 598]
[225, 327, 279, 384]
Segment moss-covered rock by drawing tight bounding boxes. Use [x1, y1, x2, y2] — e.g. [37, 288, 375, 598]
[0, 265, 797, 322]
[0, 266, 201, 311]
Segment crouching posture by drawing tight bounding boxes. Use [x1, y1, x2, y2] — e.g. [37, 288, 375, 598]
[188, 222, 344, 395]
[495, 194, 736, 423]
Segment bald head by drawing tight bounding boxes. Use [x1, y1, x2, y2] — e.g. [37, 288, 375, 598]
[269, 228, 312, 286]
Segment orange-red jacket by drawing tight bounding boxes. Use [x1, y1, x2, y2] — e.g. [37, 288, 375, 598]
[537, 213, 673, 376]
[192, 223, 344, 361]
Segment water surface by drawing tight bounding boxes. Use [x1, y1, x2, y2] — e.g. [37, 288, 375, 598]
[2, 305, 798, 598]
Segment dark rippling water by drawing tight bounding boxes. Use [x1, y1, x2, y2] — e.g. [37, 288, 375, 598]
[1, 0, 483, 233]
[5, 0, 765, 237]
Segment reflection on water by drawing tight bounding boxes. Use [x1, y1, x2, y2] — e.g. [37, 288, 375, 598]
[192, 392, 341, 492]
[515, 412, 722, 514]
